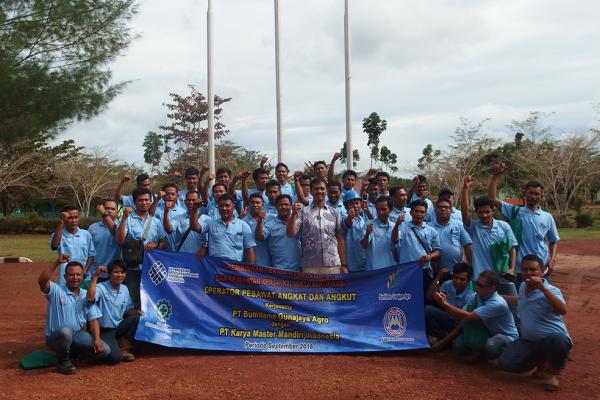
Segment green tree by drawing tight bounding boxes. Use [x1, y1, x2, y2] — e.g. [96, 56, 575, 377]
[143, 131, 163, 175]
[0, 0, 137, 144]
[362, 112, 387, 168]
[339, 141, 360, 168]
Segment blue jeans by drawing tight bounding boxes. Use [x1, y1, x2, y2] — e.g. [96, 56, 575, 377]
[499, 333, 573, 372]
[46, 326, 111, 361]
[100, 315, 140, 364]
[425, 305, 456, 340]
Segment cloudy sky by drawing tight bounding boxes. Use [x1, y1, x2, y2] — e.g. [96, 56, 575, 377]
[61, 0, 600, 177]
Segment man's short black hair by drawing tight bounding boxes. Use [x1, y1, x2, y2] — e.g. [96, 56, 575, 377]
[479, 270, 499, 288]
[438, 188, 454, 200]
[521, 254, 545, 271]
[102, 199, 117, 207]
[161, 183, 178, 192]
[252, 168, 269, 182]
[275, 162, 289, 172]
[185, 166, 199, 177]
[435, 198, 452, 208]
[249, 192, 265, 202]
[185, 190, 199, 199]
[136, 173, 150, 185]
[65, 261, 84, 275]
[216, 167, 232, 177]
[108, 259, 127, 274]
[375, 196, 393, 210]
[375, 171, 390, 180]
[368, 177, 379, 187]
[389, 186, 405, 197]
[266, 179, 281, 191]
[416, 175, 427, 183]
[299, 174, 311, 183]
[524, 180, 544, 191]
[212, 182, 227, 192]
[132, 187, 151, 201]
[276, 194, 293, 205]
[473, 196, 495, 210]
[342, 170, 357, 179]
[60, 205, 78, 213]
[310, 177, 327, 189]
[409, 199, 428, 210]
[453, 262, 473, 279]
[327, 180, 342, 190]
[313, 160, 327, 169]
[217, 193, 236, 204]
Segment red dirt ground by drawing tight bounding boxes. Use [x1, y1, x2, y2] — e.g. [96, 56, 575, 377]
[1, 241, 599, 400]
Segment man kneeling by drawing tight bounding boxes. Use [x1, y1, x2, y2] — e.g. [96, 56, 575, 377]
[87, 260, 142, 363]
[499, 255, 572, 392]
[434, 270, 518, 361]
[39, 255, 110, 374]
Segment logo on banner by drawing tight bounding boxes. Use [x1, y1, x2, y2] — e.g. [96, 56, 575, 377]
[149, 261, 168, 285]
[383, 307, 407, 336]
[155, 298, 173, 322]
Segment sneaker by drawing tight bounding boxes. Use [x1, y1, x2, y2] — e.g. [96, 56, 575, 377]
[121, 351, 135, 362]
[56, 359, 76, 375]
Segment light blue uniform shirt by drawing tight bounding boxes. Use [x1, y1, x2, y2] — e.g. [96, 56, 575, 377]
[50, 227, 96, 286]
[263, 216, 301, 271]
[168, 212, 209, 253]
[280, 182, 297, 203]
[242, 215, 272, 266]
[366, 218, 396, 270]
[500, 202, 559, 272]
[451, 207, 462, 222]
[200, 217, 256, 262]
[155, 201, 187, 222]
[208, 190, 245, 213]
[327, 200, 348, 219]
[395, 222, 441, 271]
[366, 199, 377, 219]
[469, 291, 519, 340]
[202, 201, 239, 220]
[177, 187, 200, 209]
[390, 206, 412, 224]
[264, 202, 278, 217]
[518, 280, 571, 342]
[464, 219, 517, 281]
[342, 212, 368, 272]
[94, 281, 134, 329]
[248, 188, 269, 204]
[88, 221, 120, 279]
[43, 282, 102, 337]
[440, 280, 473, 309]
[410, 194, 434, 223]
[119, 213, 166, 270]
[431, 219, 473, 272]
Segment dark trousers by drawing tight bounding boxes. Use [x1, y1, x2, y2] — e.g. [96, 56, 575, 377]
[100, 315, 140, 364]
[499, 332, 572, 372]
[46, 327, 111, 361]
[124, 269, 142, 310]
[423, 269, 435, 305]
[425, 305, 456, 340]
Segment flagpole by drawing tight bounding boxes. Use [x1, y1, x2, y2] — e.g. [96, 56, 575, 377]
[207, 0, 215, 176]
[344, 0, 352, 170]
[274, 0, 283, 163]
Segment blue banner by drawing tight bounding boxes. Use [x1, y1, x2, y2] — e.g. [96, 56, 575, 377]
[136, 250, 429, 352]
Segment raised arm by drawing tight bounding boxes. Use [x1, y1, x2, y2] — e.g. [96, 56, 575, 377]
[391, 215, 405, 243]
[39, 254, 69, 293]
[202, 173, 215, 204]
[189, 201, 203, 233]
[50, 211, 68, 250]
[162, 202, 175, 234]
[86, 266, 107, 303]
[255, 211, 266, 241]
[114, 174, 131, 203]
[528, 276, 568, 315]
[115, 207, 132, 244]
[293, 172, 309, 206]
[96, 204, 117, 234]
[328, 152, 342, 183]
[149, 190, 164, 217]
[434, 292, 480, 321]
[287, 203, 302, 237]
[361, 223, 373, 249]
[488, 163, 506, 209]
[461, 176, 473, 227]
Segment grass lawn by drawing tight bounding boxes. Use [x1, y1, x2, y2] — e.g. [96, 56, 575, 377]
[1, 228, 599, 263]
[0, 234, 54, 262]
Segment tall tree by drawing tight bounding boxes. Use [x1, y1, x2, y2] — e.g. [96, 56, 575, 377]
[0, 0, 137, 144]
[143, 130, 163, 175]
[362, 112, 387, 169]
[338, 141, 360, 168]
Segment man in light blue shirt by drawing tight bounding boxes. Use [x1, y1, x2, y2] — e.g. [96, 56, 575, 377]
[275, 162, 297, 202]
[263, 180, 281, 217]
[116, 187, 167, 309]
[258, 194, 301, 271]
[87, 260, 142, 364]
[39, 255, 110, 374]
[177, 166, 206, 208]
[153, 183, 186, 221]
[114, 173, 153, 209]
[434, 270, 518, 360]
[437, 188, 462, 222]
[499, 255, 572, 392]
[163, 190, 208, 254]
[461, 176, 518, 299]
[246, 167, 270, 204]
[88, 200, 121, 280]
[431, 198, 473, 273]
[362, 196, 396, 270]
[488, 163, 559, 277]
[327, 180, 347, 219]
[50, 205, 95, 286]
[216, 167, 247, 213]
[342, 190, 367, 272]
[364, 178, 379, 219]
[242, 193, 272, 266]
[408, 175, 435, 223]
[191, 194, 256, 263]
[389, 186, 412, 224]
[425, 263, 473, 345]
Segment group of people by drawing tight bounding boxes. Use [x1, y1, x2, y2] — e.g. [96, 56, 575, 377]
[40, 153, 571, 391]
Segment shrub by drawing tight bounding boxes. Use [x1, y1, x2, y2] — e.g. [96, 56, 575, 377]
[0, 216, 99, 234]
[575, 213, 594, 228]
